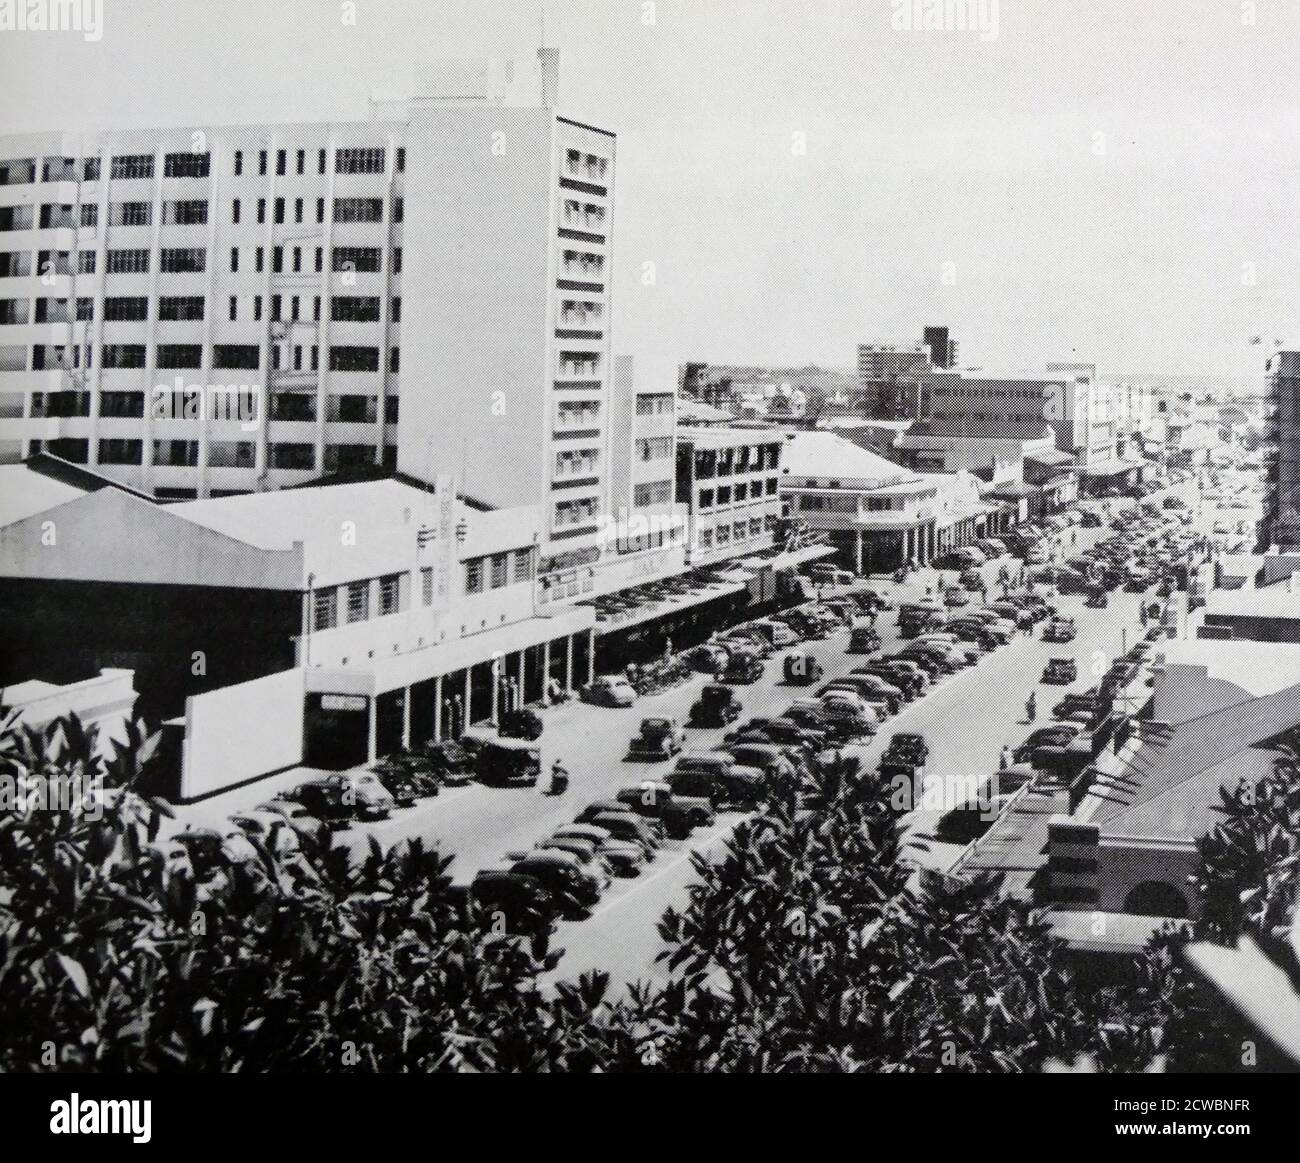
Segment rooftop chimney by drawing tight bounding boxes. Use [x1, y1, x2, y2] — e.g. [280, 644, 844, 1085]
[538, 47, 559, 108]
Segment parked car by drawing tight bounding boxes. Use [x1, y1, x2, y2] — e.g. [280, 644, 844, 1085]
[668, 752, 766, 808]
[371, 764, 420, 807]
[783, 651, 824, 685]
[286, 775, 359, 829]
[509, 850, 602, 913]
[943, 586, 971, 608]
[498, 706, 544, 740]
[579, 675, 638, 707]
[256, 797, 327, 840]
[808, 563, 854, 586]
[685, 642, 729, 673]
[544, 827, 645, 877]
[1042, 656, 1078, 684]
[725, 742, 798, 782]
[688, 683, 743, 727]
[847, 622, 882, 653]
[817, 691, 879, 736]
[721, 645, 765, 684]
[626, 716, 687, 760]
[423, 739, 477, 787]
[616, 781, 716, 837]
[228, 809, 302, 857]
[1042, 616, 1077, 643]
[475, 738, 542, 786]
[466, 870, 556, 952]
[587, 810, 662, 857]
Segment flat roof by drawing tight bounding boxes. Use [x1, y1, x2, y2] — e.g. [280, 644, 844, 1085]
[172, 479, 446, 550]
[1205, 585, 1300, 620]
[0, 464, 89, 527]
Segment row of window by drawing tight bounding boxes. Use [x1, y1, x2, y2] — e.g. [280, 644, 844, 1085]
[698, 479, 780, 508]
[27, 437, 398, 473]
[633, 480, 672, 507]
[692, 444, 782, 477]
[554, 497, 599, 530]
[555, 447, 599, 478]
[635, 393, 674, 417]
[313, 571, 406, 631]
[230, 194, 398, 227]
[233, 146, 404, 179]
[8, 338, 398, 375]
[463, 549, 534, 594]
[697, 515, 776, 552]
[1, 145, 409, 189]
[555, 400, 601, 429]
[636, 436, 672, 461]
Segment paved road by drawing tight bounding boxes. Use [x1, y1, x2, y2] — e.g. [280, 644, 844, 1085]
[189, 476, 1211, 992]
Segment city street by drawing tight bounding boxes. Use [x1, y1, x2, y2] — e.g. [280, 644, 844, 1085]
[186, 481, 1201, 993]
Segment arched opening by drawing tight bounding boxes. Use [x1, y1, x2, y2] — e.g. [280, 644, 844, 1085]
[1124, 880, 1188, 918]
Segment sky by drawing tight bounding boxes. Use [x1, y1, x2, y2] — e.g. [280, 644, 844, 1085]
[2, 0, 1297, 391]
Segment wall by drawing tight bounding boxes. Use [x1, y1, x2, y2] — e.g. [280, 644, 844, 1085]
[182, 667, 305, 799]
[1, 667, 137, 758]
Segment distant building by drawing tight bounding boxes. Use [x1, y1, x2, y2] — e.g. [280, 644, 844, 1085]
[922, 325, 957, 370]
[1263, 350, 1300, 551]
[856, 341, 930, 420]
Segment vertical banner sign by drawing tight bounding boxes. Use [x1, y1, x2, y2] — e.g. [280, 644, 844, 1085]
[434, 473, 454, 611]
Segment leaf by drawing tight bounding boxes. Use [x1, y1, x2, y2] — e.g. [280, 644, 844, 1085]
[57, 954, 90, 997]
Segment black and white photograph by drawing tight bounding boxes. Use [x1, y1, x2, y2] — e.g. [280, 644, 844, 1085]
[0, 0, 1297, 1123]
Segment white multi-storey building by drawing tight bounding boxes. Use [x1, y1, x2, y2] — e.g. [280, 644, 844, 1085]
[0, 51, 620, 590]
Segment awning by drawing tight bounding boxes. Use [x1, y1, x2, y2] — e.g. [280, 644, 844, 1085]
[586, 572, 748, 632]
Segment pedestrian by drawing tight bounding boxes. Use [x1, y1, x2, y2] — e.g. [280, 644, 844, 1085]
[1026, 692, 1037, 723]
[664, 635, 673, 661]
[549, 758, 569, 795]
[999, 745, 1011, 771]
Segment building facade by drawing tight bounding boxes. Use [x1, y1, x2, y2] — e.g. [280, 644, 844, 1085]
[674, 427, 784, 567]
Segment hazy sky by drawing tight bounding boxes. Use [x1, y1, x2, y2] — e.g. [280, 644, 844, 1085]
[2, 0, 1297, 389]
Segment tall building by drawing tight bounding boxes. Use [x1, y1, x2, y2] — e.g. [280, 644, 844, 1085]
[856, 341, 930, 420]
[1263, 350, 1300, 551]
[922, 325, 957, 370]
[0, 51, 619, 596]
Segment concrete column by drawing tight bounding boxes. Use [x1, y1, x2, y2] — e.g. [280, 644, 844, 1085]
[565, 634, 574, 690]
[855, 529, 863, 574]
[587, 629, 596, 684]
[433, 674, 443, 743]
[517, 650, 526, 706]
[366, 696, 377, 764]
[490, 658, 500, 722]
[464, 668, 472, 727]
[401, 685, 411, 750]
[541, 639, 551, 697]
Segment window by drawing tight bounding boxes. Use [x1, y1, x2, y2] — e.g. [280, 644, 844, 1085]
[464, 558, 484, 594]
[152, 439, 199, 467]
[555, 497, 598, 529]
[230, 247, 239, 273]
[228, 295, 237, 322]
[313, 588, 337, 631]
[332, 246, 381, 273]
[330, 394, 376, 423]
[157, 296, 205, 321]
[110, 154, 153, 180]
[155, 344, 202, 369]
[270, 443, 315, 470]
[212, 345, 260, 370]
[699, 488, 714, 509]
[233, 150, 243, 176]
[160, 248, 206, 273]
[396, 147, 405, 172]
[163, 152, 210, 178]
[636, 436, 671, 461]
[634, 481, 672, 507]
[100, 391, 144, 418]
[490, 553, 509, 589]
[636, 393, 672, 416]
[331, 296, 380, 322]
[512, 549, 533, 582]
[164, 199, 208, 225]
[75, 297, 93, 321]
[107, 249, 150, 274]
[379, 573, 401, 616]
[100, 344, 146, 368]
[346, 581, 369, 623]
[98, 438, 142, 465]
[329, 346, 379, 372]
[208, 441, 255, 468]
[296, 148, 305, 175]
[421, 567, 434, 606]
[335, 147, 385, 174]
[333, 197, 383, 223]
[80, 203, 98, 229]
[275, 149, 286, 177]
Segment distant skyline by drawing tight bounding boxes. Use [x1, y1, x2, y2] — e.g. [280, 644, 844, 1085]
[2, 0, 1296, 390]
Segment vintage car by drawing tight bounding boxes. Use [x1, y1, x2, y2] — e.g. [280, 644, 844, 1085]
[626, 716, 688, 760]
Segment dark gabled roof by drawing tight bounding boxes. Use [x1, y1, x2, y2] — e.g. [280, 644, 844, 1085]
[290, 465, 493, 510]
[907, 417, 1053, 441]
[23, 453, 156, 502]
[1091, 679, 1300, 831]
